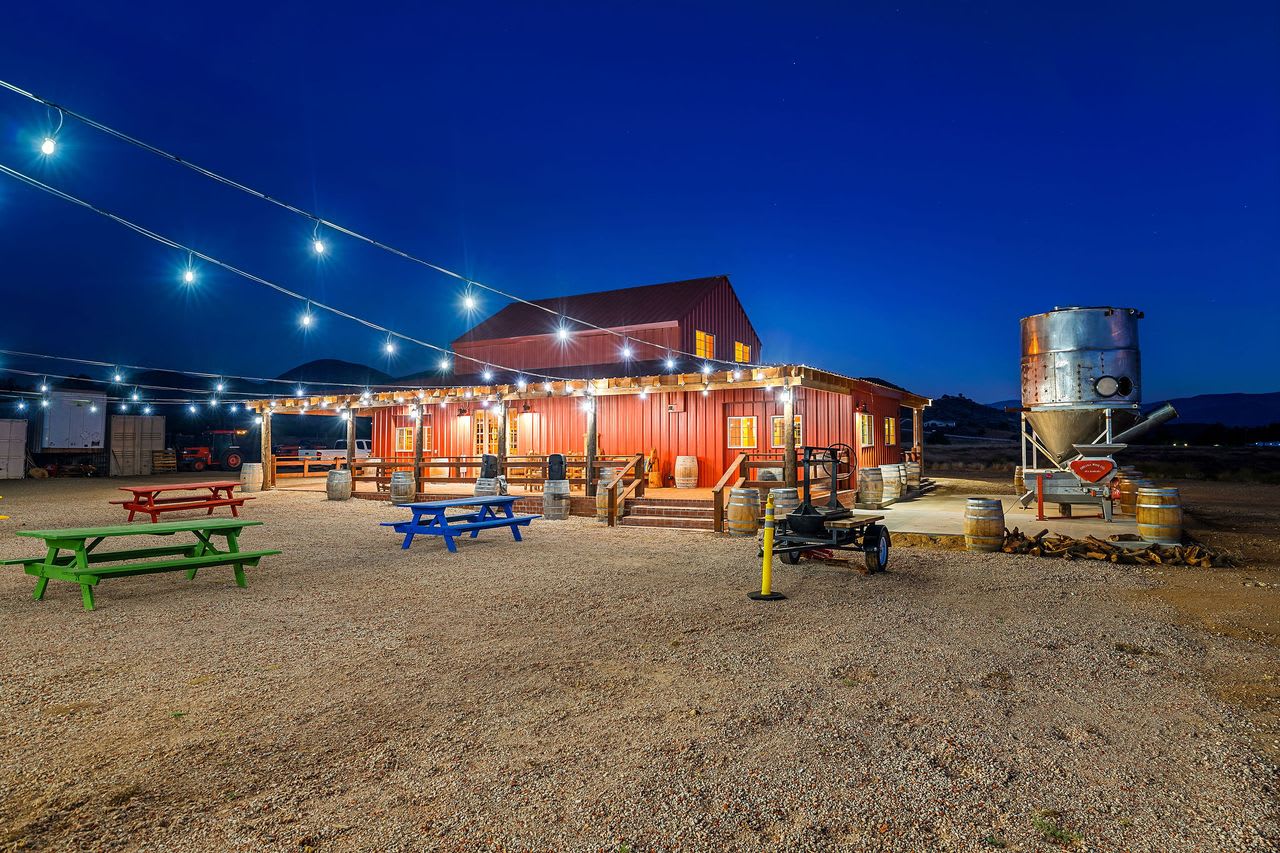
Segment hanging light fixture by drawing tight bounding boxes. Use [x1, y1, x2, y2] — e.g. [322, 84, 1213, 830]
[300, 302, 315, 328]
[40, 109, 63, 156]
[383, 336, 396, 355]
[311, 222, 326, 255]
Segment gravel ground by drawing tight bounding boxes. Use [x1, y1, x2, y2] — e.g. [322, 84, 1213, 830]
[0, 476, 1276, 852]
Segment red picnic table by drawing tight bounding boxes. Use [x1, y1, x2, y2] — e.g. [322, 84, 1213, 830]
[112, 481, 254, 523]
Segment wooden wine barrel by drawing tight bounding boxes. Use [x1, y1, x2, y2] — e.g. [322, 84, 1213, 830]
[770, 487, 800, 519]
[1137, 487, 1182, 544]
[595, 467, 620, 522]
[474, 477, 500, 498]
[1013, 465, 1024, 494]
[964, 498, 1005, 552]
[239, 462, 263, 494]
[727, 487, 761, 537]
[879, 464, 903, 504]
[674, 456, 699, 489]
[1117, 477, 1153, 515]
[325, 468, 352, 501]
[389, 471, 415, 504]
[542, 480, 570, 520]
[904, 461, 921, 491]
[858, 467, 885, 506]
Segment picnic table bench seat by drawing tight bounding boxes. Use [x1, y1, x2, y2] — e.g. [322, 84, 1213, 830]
[114, 481, 251, 523]
[383, 496, 540, 552]
[5, 519, 280, 610]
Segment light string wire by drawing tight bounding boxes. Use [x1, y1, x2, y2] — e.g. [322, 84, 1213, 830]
[1, 348, 434, 392]
[0, 78, 766, 371]
[0, 365, 263, 398]
[0, 162, 578, 386]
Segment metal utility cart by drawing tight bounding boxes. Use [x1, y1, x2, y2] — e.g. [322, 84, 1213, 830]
[768, 444, 891, 573]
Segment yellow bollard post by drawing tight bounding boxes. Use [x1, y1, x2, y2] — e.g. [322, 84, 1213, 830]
[749, 494, 786, 601]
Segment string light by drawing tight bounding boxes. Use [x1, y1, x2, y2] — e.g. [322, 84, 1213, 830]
[555, 324, 570, 342]
[482, 368, 494, 382]
[300, 302, 314, 328]
[439, 400, 447, 408]
[182, 252, 197, 285]
[112, 370, 123, 383]
[438, 357, 450, 372]
[516, 378, 527, 391]
[543, 381, 553, 392]
[701, 364, 712, 375]
[215, 380, 225, 392]
[143, 405, 153, 414]
[209, 398, 219, 407]
[295, 385, 305, 397]
[188, 404, 197, 413]
[39, 379, 49, 393]
[311, 222, 326, 255]
[621, 341, 633, 359]
[230, 404, 239, 413]
[664, 355, 676, 371]
[0, 81, 772, 371]
[17, 400, 27, 411]
[383, 336, 396, 355]
[39, 109, 62, 156]
[89, 403, 98, 413]
[40, 399, 49, 408]
[463, 293, 477, 311]
[130, 389, 140, 401]
[254, 415, 263, 425]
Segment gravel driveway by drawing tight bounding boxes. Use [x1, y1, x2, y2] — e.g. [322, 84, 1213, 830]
[0, 477, 1275, 851]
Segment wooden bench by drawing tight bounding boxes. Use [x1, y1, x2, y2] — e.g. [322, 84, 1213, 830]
[4, 519, 281, 610]
[383, 496, 540, 552]
[114, 481, 252, 523]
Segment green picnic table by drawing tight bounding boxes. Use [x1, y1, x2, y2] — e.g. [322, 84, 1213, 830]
[2, 518, 281, 611]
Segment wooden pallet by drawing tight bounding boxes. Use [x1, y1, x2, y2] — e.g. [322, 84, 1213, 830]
[152, 450, 177, 473]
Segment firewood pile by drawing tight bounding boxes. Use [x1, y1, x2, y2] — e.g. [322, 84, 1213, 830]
[1002, 527, 1237, 568]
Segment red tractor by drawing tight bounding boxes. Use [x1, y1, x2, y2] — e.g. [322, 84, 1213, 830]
[179, 430, 247, 472]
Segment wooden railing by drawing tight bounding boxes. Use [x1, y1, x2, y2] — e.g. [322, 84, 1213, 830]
[340, 454, 640, 496]
[603, 452, 647, 527]
[272, 455, 349, 479]
[711, 453, 749, 533]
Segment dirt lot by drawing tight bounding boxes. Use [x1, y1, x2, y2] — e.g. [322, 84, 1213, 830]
[0, 476, 1276, 852]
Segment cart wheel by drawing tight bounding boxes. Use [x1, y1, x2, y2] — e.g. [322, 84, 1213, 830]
[224, 453, 243, 470]
[864, 525, 890, 573]
[192, 459, 207, 472]
[782, 551, 802, 565]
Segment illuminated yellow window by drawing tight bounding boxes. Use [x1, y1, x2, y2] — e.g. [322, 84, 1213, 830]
[507, 410, 518, 454]
[394, 426, 414, 453]
[695, 330, 715, 360]
[884, 417, 897, 446]
[770, 415, 802, 448]
[727, 416, 757, 449]
[734, 341, 751, 362]
[858, 413, 874, 448]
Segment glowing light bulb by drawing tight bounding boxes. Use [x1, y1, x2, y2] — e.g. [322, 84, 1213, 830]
[270, 400, 278, 408]
[40, 137, 56, 156]
[130, 390, 140, 401]
[313, 238, 326, 255]
[300, 310, 314, 328]
[295, 386, 305, 397]
[40, 399, 49, 408]
[120, 403, 129, 412]
[384, 340, 396, 355]
[732, 370, 742, 381]
[622, 345, 633, 359]
[341, 411, 350, 420]
[464, 389, 473, 398]
[39, 383, 48, 393]
[215, 382, 225, 392]
[481, 400, 490, 409]
[482, 369, 493, 382]
[639, 389, 648, 399]
[17, 400, 27, 411]
[113, 372, 122, 383]
[143, 405, 153, 415]
[438, 357, 450, 371]
[701, 364, 712, 375]
[255, 415, 263, 425]
[556, 327, 569, 342]
[702, 388, 709, 396]
[89, 404, 98, 413]
[664, 357, 676, 371]
[516, 379, 527, 391]
[463, 295, 477, 311]
[183, 268, 196, 285]
[210, 398, 219, 407]
[188, 404, 197, 413]
[230, 404, 239, 413]
[439, 400, 447, 408]
[543, 382, 553, 392]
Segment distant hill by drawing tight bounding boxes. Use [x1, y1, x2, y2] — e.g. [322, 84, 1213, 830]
[985, 391, 1280, 428]
[928, 394, 1018, 438]
[275, 359, 394, 387]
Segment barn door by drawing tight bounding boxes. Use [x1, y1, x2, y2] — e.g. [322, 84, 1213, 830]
[472, 411, 500, 456]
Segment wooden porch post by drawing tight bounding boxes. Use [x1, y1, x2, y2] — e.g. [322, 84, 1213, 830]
[584, 396, 598, 497]
[496, 397, 507, 473]
[912, 406, 924, 469]
[260, 409, 274, 490]
[345, 407, 357, 470]
[783, 391, 797, 488]
[412, 404, 424, 496]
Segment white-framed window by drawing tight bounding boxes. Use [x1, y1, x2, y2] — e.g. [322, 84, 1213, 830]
[770, 415, 802, 448]
[858, 413, 875, 448]
[883, 416, 897, 446]
[734, 341, 751, 362]
[727, 416, 757, 449]
[695, 330, 715, 360]
[507, 410, 518, 454]
[394, 426, 414, 453]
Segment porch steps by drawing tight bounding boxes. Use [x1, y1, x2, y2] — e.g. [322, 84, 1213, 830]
[618, 498, 716, 531]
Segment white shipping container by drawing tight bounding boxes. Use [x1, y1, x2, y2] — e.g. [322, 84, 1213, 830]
[36, 391, 107, 451]
[0, 418, 28, 479]
[109, 415, 167, 477]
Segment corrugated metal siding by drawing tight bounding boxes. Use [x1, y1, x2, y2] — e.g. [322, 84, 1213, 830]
[453, 325, 679, 371]
[370, 382, 904, 487]
[0, 418, 28, 479]
[679, 279, 763, 363]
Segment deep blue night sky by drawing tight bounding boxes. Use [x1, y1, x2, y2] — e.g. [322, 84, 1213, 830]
[0, 2, 1276, 403]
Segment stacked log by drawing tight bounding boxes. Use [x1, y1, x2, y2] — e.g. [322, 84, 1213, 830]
[1000, 527, 1235, 567]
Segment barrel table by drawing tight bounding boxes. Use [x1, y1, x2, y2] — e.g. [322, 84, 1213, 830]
[542, 480, 570, 520]
[595, 467, 620, 522]
[239, 462, 263, 494]
[879, 464, 903, 504]
[389, 471, 415, 505]
[964, 497, 1005, 552]
[727, 487, 760, 537]
[674, 456, 699, 489]
[1137, 487, 1182, 544]
[326, 468, 352, 501]
[858, 467, 885, 507]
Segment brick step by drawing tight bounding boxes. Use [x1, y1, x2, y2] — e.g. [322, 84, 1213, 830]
[618, 515, 715, 531]
[626, 499, 713, 510]
[624, 504, 715, 518]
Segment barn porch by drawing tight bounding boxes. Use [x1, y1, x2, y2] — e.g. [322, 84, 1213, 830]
[247, 364, 930, 531]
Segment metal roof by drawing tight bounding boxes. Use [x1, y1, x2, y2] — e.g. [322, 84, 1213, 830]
[454, 276, 731, 343]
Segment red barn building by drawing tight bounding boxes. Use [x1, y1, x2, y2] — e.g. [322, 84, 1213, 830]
[251, 276, 929, 528]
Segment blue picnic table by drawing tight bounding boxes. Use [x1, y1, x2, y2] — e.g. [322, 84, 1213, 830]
[381, 496, 540, 552]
